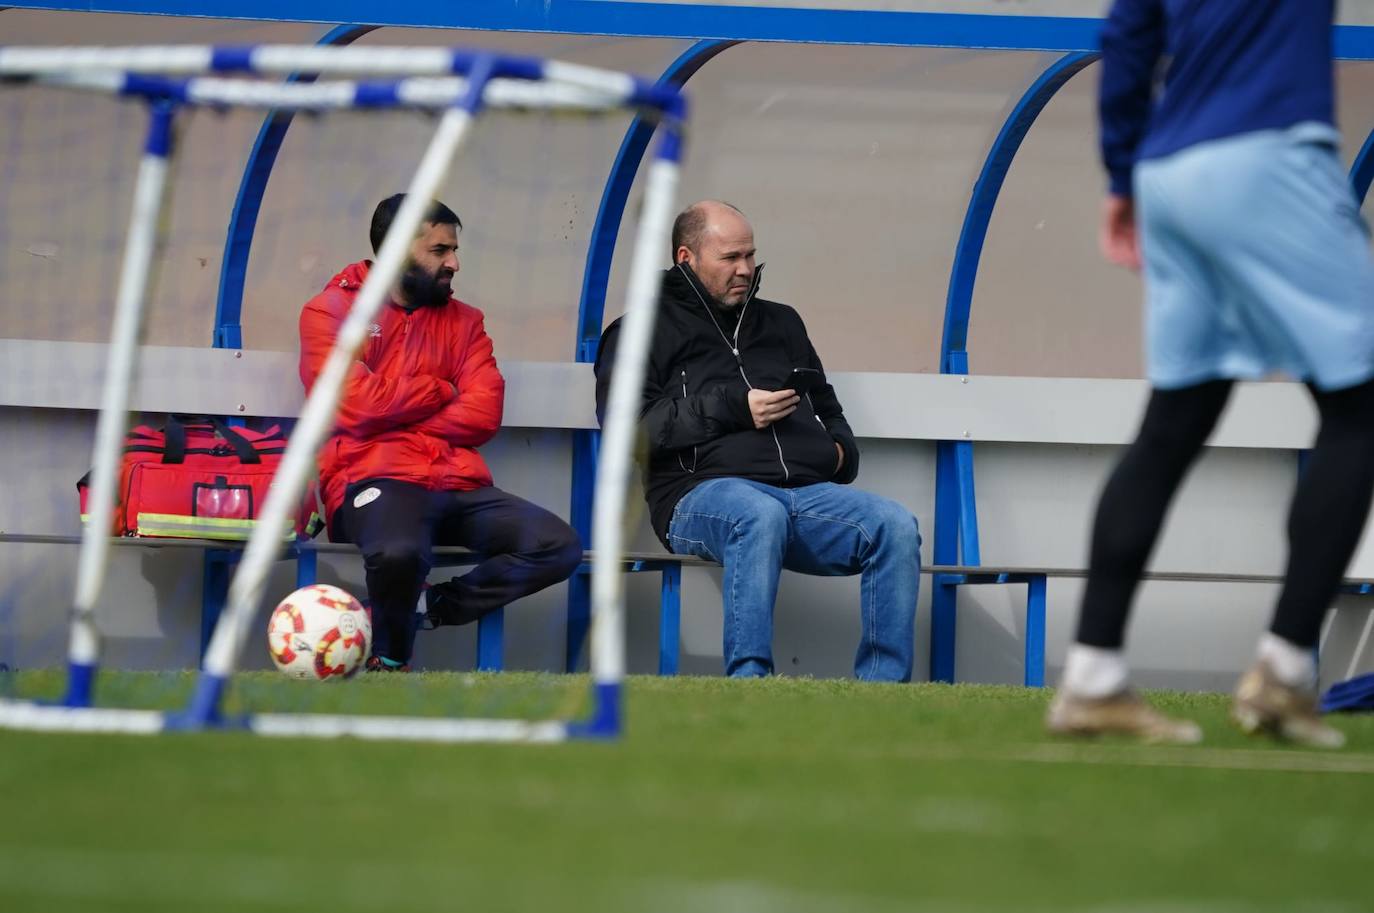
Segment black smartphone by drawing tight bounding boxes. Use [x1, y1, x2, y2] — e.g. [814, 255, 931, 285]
[788, 367, 822, 397]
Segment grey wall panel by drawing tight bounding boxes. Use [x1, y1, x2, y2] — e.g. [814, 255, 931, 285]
[0, 339, 1324, 448]
[0, 341, 606, 429]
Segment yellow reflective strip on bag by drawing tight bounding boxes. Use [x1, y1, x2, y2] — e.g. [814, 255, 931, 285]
[134, 513, 294, 542]
[80, 513, 125, 535]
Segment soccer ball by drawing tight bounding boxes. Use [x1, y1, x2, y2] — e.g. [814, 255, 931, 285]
[267, 584, 371, 680]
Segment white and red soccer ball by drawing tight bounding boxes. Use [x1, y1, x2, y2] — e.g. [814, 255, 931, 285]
[267, 584, 371, 680]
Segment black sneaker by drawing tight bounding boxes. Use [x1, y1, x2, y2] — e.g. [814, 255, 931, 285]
[364, 656, 411, 673]
[422, 581, 485, 628]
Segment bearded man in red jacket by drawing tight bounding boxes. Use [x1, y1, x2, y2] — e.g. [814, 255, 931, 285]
[299, 194, 582, 671]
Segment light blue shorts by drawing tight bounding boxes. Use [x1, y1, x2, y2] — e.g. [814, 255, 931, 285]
[1136, 123, 1374, 391]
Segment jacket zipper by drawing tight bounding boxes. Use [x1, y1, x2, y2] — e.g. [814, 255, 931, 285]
[760, 380, 789, 482]
[678, 370, 698, 473]
[679, 266, 791, 483]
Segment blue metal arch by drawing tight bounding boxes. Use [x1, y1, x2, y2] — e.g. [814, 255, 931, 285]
[940, 50, 1099, 372]
[1350, 128, 1374, 204]
[564, 38, 738, 672]
[212, 23, 377, 348]
[575, 38, 739, 361]
[929, 50, 1097, 683]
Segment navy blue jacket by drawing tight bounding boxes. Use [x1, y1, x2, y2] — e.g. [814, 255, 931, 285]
[1100, 0, 1335, 196]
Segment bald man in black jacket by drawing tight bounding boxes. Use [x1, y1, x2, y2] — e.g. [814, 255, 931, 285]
[596, 201, 920, 681]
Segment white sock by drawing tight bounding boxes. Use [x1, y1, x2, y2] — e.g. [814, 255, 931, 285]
[1060, 644, 1130, 698]
[1257, 632, 1315, 687]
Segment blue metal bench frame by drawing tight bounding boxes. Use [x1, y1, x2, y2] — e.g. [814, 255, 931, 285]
[203, 544, 512, 670]
[639, 561, 1051, 687]
[17, 534, 1374, 687]
[207, 542, 698, 674]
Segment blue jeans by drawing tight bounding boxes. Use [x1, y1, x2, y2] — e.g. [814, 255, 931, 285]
[666, 479, 920, 682]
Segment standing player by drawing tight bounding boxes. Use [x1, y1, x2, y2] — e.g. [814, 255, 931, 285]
[1048, 0, 1374, 747]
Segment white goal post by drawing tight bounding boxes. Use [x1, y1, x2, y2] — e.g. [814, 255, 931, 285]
[0, 44, 687, 741]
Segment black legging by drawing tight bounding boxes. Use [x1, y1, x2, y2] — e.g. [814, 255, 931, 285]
[1076, 377, 1374, 651]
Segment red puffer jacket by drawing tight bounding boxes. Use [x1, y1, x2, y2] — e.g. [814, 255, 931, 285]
[299, 260, 505, 527]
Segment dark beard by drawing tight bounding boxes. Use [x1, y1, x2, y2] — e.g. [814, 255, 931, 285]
[399, 263, 451, 309]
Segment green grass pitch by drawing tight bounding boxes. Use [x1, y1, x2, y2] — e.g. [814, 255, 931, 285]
[2, 674, 1374, 912]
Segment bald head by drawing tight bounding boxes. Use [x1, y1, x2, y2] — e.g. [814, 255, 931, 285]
[672, 200, 757, 307]
[671, 200, 749, 258]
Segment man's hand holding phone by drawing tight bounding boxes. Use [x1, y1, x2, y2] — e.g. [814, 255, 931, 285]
[747, 369, 823, 430]
[748, 388, 799, 429]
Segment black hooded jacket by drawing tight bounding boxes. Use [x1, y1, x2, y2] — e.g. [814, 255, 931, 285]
[595, 264, 860, 547]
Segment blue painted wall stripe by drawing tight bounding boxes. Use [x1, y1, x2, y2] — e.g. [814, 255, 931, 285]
[8, 0, 1374, 59]
[0, 2, 1101, 50]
